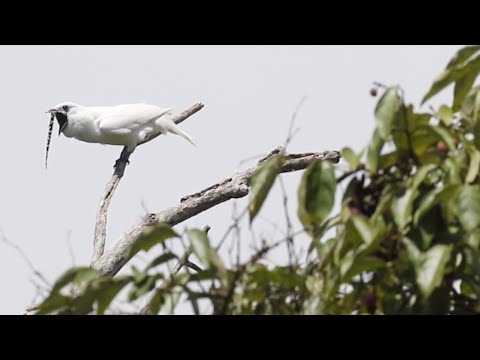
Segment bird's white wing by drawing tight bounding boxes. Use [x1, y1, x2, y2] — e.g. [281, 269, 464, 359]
[97, 104, 173, 135]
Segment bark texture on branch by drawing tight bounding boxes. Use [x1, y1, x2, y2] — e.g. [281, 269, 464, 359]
[91, 103, 204, 265]
[92, 148, 341, 276]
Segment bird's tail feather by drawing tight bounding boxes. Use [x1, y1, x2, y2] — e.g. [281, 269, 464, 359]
[156, 116, 196, 146]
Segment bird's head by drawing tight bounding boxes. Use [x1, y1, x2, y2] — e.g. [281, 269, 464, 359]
[46, 102, 81, 134]
[44, 101, 81, 169]
[47, 101, 80, 114]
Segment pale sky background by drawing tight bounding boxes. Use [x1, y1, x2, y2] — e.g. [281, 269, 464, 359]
[0, 45, 461, 314]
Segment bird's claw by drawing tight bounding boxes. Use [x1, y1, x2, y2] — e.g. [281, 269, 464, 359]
[114, 159, 130, 169]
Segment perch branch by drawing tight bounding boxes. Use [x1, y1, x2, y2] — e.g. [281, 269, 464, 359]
[90, 103, 204, 265]
[93, 148, 341, 276]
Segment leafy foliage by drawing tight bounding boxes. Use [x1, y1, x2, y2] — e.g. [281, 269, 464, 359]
[35, 46, 480, 315]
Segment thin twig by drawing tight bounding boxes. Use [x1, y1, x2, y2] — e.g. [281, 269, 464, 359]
[216, 207, 248, 253]
[1, 229, 51, 288]
[65, 230, 76, 266]
[336, 165, 365, 184]
[284, 96, 307, 149]
[278, 177, 296, 266]
[91, 103, 204, 266]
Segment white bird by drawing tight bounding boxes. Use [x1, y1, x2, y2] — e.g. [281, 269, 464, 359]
[45, 102, 195, 168]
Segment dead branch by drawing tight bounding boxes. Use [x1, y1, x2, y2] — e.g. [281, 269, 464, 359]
[92, 148, 341, 276]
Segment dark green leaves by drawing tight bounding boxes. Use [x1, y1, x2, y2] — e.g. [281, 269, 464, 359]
[366, 129, 385, 174]
[51, 267, 97, 293]
[422, 46, 480, 108]
[375, 86, 403, 140]
[391, 164, 437, 231]
[188, 229, 212, 268]
[298, 160, 336, 235]
[125, 223, 178, 260]
[455, 185, 480, 232]
[341, 147, 360, 169]
[438, 105, 453, 126]
[249, 154, 285, 223]
[95, 277, 130, 315]
[446, 46, 480, 69]
[187, 229, 226, 282]
[405, 238, 452, 300]
[453, 74, 477, 111]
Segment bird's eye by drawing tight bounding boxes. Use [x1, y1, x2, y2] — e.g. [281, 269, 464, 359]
[62, 105, 69, 112]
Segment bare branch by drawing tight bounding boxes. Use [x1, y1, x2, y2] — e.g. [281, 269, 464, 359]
[278, 177, 296, 266]
[91, 103, 204, 265]
[284, 96, 307, 149]
[93, 148, 340, 277]
[65, 230, 76, 266]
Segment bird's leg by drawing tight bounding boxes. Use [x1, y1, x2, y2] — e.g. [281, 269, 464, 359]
[114, 146, 132, 169]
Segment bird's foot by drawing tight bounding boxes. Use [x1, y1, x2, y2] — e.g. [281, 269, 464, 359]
[114, 158, 130, 169]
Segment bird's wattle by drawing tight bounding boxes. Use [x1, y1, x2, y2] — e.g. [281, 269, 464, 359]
[55, 113, 68, 135]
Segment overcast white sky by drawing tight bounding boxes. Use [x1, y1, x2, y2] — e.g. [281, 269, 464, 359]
[0, 45, 461, 314]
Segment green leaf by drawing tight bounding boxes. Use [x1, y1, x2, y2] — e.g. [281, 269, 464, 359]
[412, 164, 437, 189]
[125, 223, 178, 260]
[70, 289, 96, 315]
[473, 120, 480, 153]
[446, 45, 480, 69]
[147, 290, 165, 315]
[460, 85, 480, 123]
[429, 125, 456, 151]
[392, 187, 415, 231]
[351, 214, 375, 245]
[474, 90, 480, 122]
[35, 293, 71, 315]
[413, 187, 443, 226]
[438, 105, 453, 126]
[403, 237, 422, 264]
[185, 288, 201, 315]
[443, 157, 462, 185]
[375, 86, 403, 140]
[72, 268, 97, 293]
[128, 274, 161, 301]
[392, 164, 436, 231]
[466, 148, 480, 184]
[146, 252, 178, 271]
[453, 74, 477, 112]
[161, 290, 182, 315]
[422, 63, 473, 105]
[472, 91, 480, 150]
[51, 267, 94, 293]
[377, 151, 398, 170]
[297, 160, 336, 234]
[341, 147, 360, 169]
[407, 110, 432, 131]
[248, 154, 285, 223]
[455, 185, 480, 231]
[366, 129, 385, 174]
[412, 125, 441, 157]
[188, 228, 213, 268]
[343, 256, 386, 280]
[417, 245, 453, 300]
[94, 277, 131, 315]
